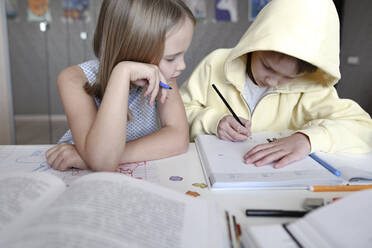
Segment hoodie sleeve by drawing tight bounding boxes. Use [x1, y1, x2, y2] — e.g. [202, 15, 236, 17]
[295, 87, 372, 154]
[180, 56, 229, 141]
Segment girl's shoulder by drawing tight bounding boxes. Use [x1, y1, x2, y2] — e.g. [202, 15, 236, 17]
[78, 59, 99, 85]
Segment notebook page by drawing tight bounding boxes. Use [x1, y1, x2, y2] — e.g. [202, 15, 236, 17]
[196, 134, 343, 188]
[288, 190, 372, 248]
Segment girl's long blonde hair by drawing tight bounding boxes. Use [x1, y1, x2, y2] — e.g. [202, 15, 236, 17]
[85, 0, 195, 100]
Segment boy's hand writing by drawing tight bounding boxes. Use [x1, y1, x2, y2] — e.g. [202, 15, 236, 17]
[46, 143, 88, 171]
[243, 132, 311, 168]
[217, 115, 251, 142]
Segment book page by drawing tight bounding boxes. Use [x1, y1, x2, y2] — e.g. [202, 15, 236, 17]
[3, 172, 222, 248]
[288, 189, 372, 248]
[0, 173, 66, 243]
[242, 224, 298, 248]
[196, 133, 343, 188]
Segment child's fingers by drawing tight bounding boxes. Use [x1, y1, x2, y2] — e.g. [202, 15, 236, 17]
[45, 146, 61, 166]
[273, 153, 299, 168]
[225, 124, 249, 141]
[52, 154, 65, 171]
[253, 149, 288, 167]
[230, 118, 250, 137]
[159, 88, 168, 104]
[143, 66, 159, 98]
[218, 130, 235, 141]
[148, 71, 161, 106]
[132, 79, 147, 87]
[244, 142, 280, 162]
[143, 77, 155, 98]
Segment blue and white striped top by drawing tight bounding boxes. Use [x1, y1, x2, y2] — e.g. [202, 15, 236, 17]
[58, 60, 160, 144]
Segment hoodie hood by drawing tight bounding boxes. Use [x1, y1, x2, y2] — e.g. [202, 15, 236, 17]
[225, 0, 340, 92]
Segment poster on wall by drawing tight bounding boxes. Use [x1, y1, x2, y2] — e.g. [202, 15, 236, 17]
[27, 0, 52, 22]
[183, 0, 207, 21]
[215, 0, 238, 23]
[248, 0, 272, 21]
[6, 0, 19, 20]
[62, 0, 90, 23]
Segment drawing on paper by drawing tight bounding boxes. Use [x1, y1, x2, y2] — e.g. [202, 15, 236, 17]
[169, 176, 184, 181]
[192, 183, 208, 189]
[117, 161, 159, 182]
[185, 190, 200, 197]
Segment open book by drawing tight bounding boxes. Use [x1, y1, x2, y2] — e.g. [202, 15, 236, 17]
[0, 172, 229, 248]
[241, 189, 372, 248]
[195, 132, 372, 189]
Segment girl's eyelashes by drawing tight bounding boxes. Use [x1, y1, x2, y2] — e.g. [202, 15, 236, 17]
[166, 58, 176, 62]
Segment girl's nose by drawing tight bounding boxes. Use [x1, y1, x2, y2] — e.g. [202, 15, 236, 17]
[177, 58, 186, 71]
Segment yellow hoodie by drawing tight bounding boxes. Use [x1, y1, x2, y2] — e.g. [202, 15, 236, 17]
[180, 0, 372, 153]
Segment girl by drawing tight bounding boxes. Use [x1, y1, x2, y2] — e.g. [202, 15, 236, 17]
[46, 0, 196, 171]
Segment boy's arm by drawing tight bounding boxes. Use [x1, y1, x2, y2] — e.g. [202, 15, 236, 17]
[295, 87, 372, 153]
[180, 57, 228, 141]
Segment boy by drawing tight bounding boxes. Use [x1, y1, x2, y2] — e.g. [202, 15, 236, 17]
[180, 0, 372, 168]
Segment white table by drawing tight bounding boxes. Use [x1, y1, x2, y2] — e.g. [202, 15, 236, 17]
[0, 144, 351, 228]
[151, 144, 351, 227]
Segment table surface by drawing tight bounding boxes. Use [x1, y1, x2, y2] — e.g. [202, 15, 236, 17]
[0, 144, 351, 228]
[153, 144, 351, 226]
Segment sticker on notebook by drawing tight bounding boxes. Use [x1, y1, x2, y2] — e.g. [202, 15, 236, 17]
[169, 176, 183, 181]
[192, 183, 208, 189]
[185, 191, 200, 197]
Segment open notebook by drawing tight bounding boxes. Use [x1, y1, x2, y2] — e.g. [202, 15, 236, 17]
[241, 189, 372, 248]
[195, 132, 372, 189]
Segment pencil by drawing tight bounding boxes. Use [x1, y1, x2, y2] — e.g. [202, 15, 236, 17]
[159, 81, 172, 89]
[232, 215, 240, 245]
[212, 84, 245, 127]
[225, 211, 233, 248]
[310, 185, 372, 192]
[309, 153, 341, 177]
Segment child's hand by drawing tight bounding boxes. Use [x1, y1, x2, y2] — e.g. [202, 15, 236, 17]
[217, 115, 251, 142]
[243, 133, 311, 168]
[116, 61, 169, 106]
[46, 143, 88, 171]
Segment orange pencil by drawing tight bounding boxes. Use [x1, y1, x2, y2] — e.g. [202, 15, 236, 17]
[310, 185, 372, 192]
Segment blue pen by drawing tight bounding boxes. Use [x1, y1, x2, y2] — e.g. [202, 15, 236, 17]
[159, 81, 172, 89]
[309, 153, 341, 177]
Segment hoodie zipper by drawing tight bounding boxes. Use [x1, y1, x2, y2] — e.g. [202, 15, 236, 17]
[240, 90, 278, 119]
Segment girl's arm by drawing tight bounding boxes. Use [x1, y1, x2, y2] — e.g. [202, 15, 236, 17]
[55, 62, 187, 171]
[57, 63, 130, 171]
[118, 80, 189, 163]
